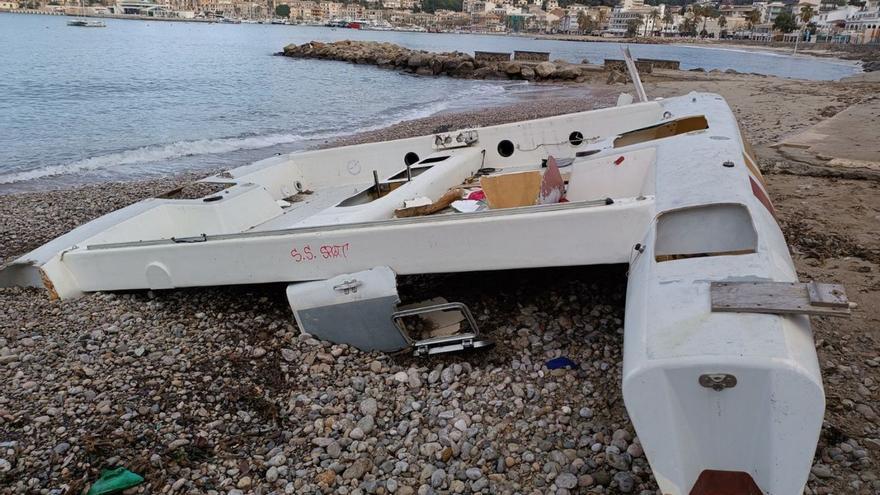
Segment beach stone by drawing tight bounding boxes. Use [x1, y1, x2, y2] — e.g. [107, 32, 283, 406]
[430, 468, 445, 488]
[535, 62, 557, 78]
[266, 466, 279, 483]
[281, 348, 296, 362]
[357, 415, 375, 434]
[812, 464, 833, 478]
[268, 453, 286, 466]
[360, 398, 378, 416]
[555, 472, 578, 489]
[317, 470, 336, 485]
[614, 471, 635, 493]
[349, 427, 365, 440]
[607, 452, 631, 470]
[343, 458, 371, 480]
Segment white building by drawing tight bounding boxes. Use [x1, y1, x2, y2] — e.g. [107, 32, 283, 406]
[607, 0, 665, 36]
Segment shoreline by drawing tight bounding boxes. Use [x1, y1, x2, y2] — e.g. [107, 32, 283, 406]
[519, 31, 878, 68]
[4, 10, 872, 68]
[0, 64, 873, 197]
[0, 83, 605, 196]
[1, 71, 879, 494]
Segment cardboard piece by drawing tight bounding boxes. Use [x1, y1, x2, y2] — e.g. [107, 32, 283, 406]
[480, 171, 542, 209]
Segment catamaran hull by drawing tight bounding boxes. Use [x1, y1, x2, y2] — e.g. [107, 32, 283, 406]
[1, 92, 826, 494]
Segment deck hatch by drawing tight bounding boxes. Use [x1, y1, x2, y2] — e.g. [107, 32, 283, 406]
[654, 203, 757, 262]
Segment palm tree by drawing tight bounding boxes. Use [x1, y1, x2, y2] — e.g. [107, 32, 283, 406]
[794, 5, 815, 53]
[746, 8, 761, 31]
[662, 8, 674, 34]
[799, 5, 815, 24]
[698, 6, 717, 36]
[690, 8, 703, 37]
[626, 15, 643, 37]
[647, 8, 660, 36]
[596, 9, 608, 31]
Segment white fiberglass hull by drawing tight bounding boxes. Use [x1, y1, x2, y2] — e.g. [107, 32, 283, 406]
[1, 92, 824, 494]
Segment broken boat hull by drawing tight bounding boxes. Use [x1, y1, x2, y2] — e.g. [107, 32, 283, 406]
[1, 92, 826, 494]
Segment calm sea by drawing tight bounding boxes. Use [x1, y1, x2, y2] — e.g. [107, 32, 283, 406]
[0, 13, 860, 192]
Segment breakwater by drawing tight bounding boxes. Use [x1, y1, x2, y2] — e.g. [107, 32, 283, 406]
[281, 40, 616, 82]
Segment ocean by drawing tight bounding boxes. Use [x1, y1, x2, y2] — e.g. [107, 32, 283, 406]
[0, 13, 861, 193]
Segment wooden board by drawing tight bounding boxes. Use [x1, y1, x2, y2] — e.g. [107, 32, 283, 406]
[710, 281, 851, 317]
[394, 188, 463, 218]
[480, 171, 542, 209]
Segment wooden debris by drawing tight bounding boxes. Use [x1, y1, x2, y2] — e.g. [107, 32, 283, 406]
[394, 188, 463, 218]
[710, 281, 851, 317]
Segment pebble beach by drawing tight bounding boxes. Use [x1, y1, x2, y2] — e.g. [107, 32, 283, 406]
[2, 69, 880, 495]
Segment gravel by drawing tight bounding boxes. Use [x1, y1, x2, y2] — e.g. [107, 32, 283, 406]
[1, 97, 878, 494]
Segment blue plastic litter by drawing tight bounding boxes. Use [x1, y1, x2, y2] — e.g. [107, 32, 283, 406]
[546, 357, 577, 370]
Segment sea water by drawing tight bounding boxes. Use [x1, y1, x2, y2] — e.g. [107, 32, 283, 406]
[0, 14, 860, 192]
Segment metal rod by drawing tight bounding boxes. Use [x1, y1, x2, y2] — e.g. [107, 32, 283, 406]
[372, 170, 380, 193]
[405, 163, 412, 181]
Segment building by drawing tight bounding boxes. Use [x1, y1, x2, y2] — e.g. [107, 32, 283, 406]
[607, 0, 665, 36]
[843, 0, 880, 44]
[111, 0, 175, 16]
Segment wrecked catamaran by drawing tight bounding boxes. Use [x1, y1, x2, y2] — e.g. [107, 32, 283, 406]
[1, 72, 852, 492]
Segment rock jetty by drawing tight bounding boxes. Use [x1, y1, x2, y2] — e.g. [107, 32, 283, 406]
[281, 40, 600, 82]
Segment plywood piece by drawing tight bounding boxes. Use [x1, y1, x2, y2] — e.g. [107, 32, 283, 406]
[480, 171, 542, 209]
[710, 281, 850, 317]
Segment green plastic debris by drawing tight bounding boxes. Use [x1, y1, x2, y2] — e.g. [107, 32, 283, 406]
[87, 467, 144, 495]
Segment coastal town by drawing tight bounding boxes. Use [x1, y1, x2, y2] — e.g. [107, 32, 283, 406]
[3, 0, 879, 43]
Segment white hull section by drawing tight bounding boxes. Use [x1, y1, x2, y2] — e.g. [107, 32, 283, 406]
[1, 93, 824, 495]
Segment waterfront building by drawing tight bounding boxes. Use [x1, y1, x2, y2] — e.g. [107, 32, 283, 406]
[111, 0, 174, 16]
[843, 0, 880, 44]
[607, 0, 665, 36]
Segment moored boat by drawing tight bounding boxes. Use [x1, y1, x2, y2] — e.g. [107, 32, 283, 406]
[67, 17, 105, 27]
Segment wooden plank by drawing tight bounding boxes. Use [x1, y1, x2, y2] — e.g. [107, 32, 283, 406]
[394, 188, 463, 218]
[807, 282, 848, 308]
[710, 281, 850, 317]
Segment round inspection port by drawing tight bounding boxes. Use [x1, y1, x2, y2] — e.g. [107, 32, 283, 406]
[497, 140, 514, 158]
[404, 152, 420, 166]
[569, 131, 584, 146]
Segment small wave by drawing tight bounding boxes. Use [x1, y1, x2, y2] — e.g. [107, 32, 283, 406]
[0, 81, 529, 185]
[0, 132, 321, 184]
